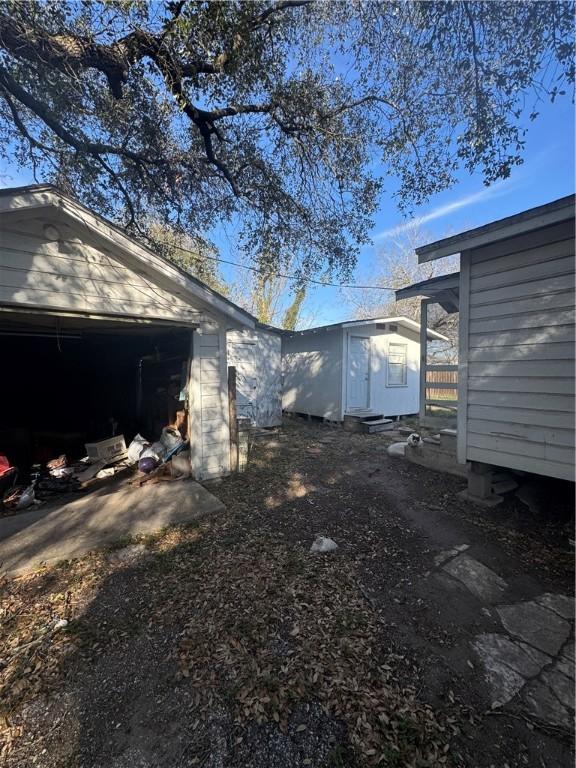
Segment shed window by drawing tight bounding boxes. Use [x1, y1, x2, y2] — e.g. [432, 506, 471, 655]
[387, 343, 407, 386]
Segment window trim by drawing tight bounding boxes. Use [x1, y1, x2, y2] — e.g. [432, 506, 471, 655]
[386, 342, 408, 387]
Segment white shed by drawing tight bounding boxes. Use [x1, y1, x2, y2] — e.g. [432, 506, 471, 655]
[282, 317, 447, 422]
[404, 194, 575, 489]
[227, 325, 282, 428]
[0, 184, 256, 481]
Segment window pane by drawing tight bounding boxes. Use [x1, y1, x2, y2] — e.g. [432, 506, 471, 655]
[388, 344, 407, 385]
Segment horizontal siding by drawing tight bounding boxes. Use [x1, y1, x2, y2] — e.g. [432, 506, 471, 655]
[468, 432, 573, 465]
[465, 223, 575, 479]
[468, 326, 574, 347]
[468, 360, 573, 378]
[470, 219, 574, 264]
[470, 286, 573, 318]
[469, 309, 574, 334]
[0, 222, 199, 323]
[467, 390, 574, 412]
[470, 238, 571, 278]
[467, 418, 574, 447]
[468, 376, 574, 395]
[467, 446, 574, 482]
[468, 342, 574, 362]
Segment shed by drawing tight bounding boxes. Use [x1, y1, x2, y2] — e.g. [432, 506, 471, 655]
[399, 194, 575, 488]
[0, 184, 256, 481]
[227, 324, 282, 427]
[282, 317, 447, 422]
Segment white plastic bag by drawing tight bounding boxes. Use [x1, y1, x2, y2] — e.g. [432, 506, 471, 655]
[127, 434, 149, 464]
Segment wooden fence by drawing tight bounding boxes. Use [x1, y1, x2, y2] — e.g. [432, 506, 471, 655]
[425, 366, 458, 402]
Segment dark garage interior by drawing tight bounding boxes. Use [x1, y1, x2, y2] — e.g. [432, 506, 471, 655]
[0, 314, 192, 473]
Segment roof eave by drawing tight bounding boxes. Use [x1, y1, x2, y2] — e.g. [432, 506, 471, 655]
[416, 194, 575, 262]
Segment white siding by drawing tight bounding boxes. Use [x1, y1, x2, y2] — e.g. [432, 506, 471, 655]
[461, 219, 575, 481]
[190, 321, 231, 480]
[342, 325, 420, 417]
[282, 329, 344, 420]
[0, 216, 199, 324]
[227, 328, 282, 427]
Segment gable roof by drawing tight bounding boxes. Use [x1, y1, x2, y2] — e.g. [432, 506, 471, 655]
[0, 183, 256, 328]
[281, 315, 448, 342]
[416, 194, 575, 262]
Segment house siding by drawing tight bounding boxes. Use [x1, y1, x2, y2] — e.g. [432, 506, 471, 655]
[282, 329, 344, 420]
[462, 219, 575, 481]
[190, 322, 231, 480]
[341, 325, 421, 417]
[0, 215, 200, 324]
[227, 328, 282, 428]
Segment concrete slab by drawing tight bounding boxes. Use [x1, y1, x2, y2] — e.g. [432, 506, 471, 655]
[497, 601, 571, 656]
[0, 478, 225, 576]
[442, 553, 507, 603]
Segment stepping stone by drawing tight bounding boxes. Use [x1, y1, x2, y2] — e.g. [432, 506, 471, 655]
[535, 593, 575, 621]
[442, 554, 507, 603]
[472, 633, 551, 706]
[497, 601, 571, 656]
[522, 675, 574, 730]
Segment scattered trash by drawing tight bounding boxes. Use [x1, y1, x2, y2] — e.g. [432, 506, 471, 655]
[310, 535, 338, 553]
[53, 619, 68, 631]
[85, 435, 127, 463]
[95, 467, 116, 479]
[138, 456, 159, 474]
[46, 455, 67, 471]
[127, 434, 149, 464]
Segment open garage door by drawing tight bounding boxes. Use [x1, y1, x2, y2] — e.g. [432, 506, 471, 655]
[0, 312, 193, 475]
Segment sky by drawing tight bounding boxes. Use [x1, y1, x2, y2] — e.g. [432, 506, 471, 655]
[1, 89, 574, 327]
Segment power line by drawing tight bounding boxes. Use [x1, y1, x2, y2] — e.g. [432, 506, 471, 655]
[151, 239, 396, 291]
[2, 224, 397, 292]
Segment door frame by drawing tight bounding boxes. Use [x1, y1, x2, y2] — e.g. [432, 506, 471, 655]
[345, 334, 371, 411]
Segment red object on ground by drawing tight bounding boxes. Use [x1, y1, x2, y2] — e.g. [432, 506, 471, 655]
[0, 455, 13, 477]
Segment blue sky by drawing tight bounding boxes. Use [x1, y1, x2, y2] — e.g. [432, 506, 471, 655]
[1, 92, 573, 327]
[299, 94, 575, 325]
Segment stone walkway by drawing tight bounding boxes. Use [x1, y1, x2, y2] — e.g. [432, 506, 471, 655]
[435, 546, 575, 730]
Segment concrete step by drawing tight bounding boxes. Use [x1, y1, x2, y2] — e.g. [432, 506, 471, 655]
[360, 418, 394, 434]
[343, 412, 384, 432]
[423, 436, 441, 446]
[439, 428, 457, 449]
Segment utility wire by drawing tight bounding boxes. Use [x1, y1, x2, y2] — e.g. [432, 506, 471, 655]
[2, 226, 397, 291]
[146, 239, 396, 291]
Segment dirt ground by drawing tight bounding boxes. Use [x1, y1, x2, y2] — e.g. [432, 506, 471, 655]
[1, 420, 574, 768]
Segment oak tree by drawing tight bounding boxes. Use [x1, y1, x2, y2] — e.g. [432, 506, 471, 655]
[0, 0, 572, 279]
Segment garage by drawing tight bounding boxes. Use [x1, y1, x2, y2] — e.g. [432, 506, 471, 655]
[0, 184, 256, 500]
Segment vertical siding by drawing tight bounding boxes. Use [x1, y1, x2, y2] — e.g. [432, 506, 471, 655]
[464, 219, 575, 480]
[190, 320, 231, 480]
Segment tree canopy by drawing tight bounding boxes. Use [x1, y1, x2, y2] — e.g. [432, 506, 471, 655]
[0, 0, 573, 280]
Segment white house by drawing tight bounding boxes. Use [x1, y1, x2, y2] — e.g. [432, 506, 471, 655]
[0, 184, 257, 480]
[227, 324, 282, 428]
[398, 195, 575, 495]
[282, 317, 447, 422]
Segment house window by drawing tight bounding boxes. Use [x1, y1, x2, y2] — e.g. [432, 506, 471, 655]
[387, 343, 407, 386]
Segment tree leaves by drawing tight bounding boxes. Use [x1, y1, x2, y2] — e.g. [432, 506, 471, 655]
[0, 1, 572, 278]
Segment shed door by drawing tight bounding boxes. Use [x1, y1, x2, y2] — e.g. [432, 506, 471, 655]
[228, 341, 257, 422]
[347, 336, 370, 409]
